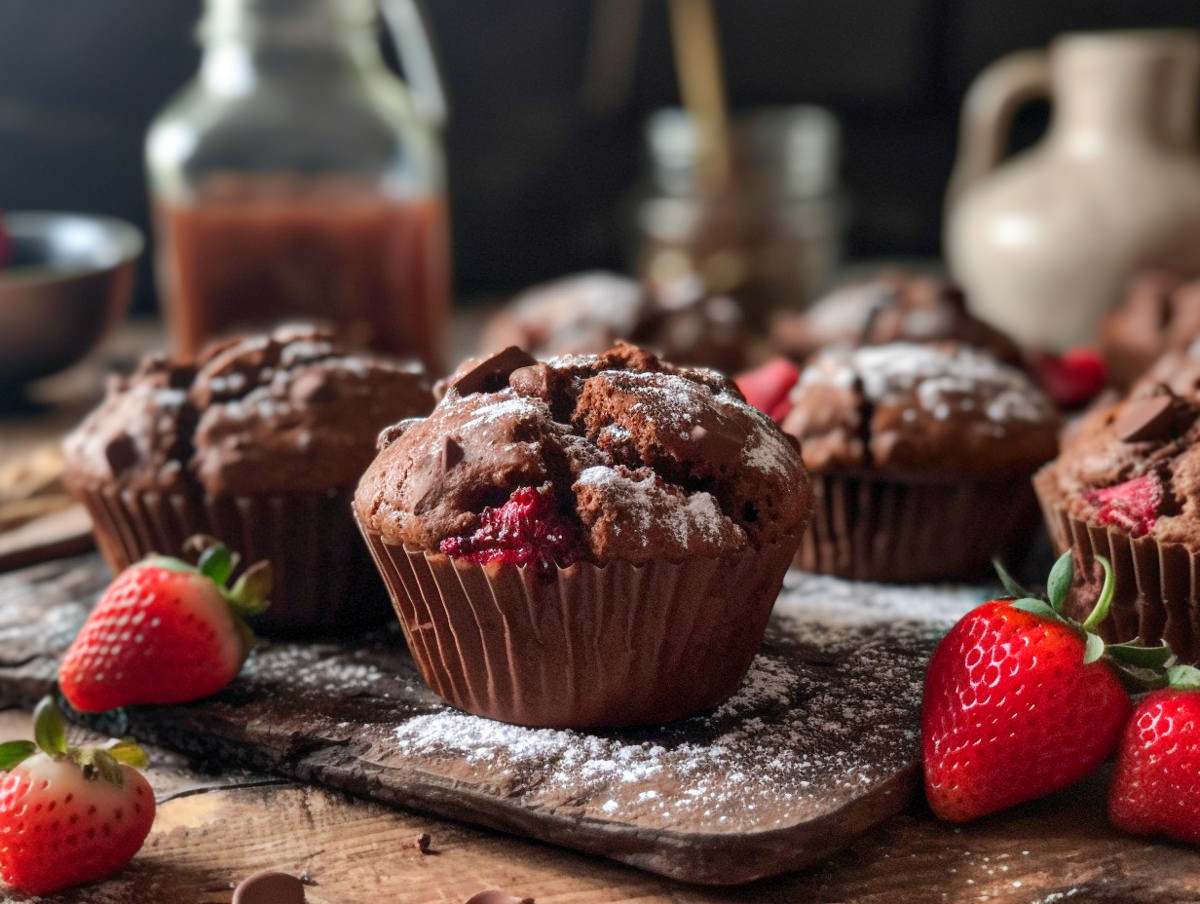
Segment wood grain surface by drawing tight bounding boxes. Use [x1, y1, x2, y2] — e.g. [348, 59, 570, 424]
[0, 554, 942, 886]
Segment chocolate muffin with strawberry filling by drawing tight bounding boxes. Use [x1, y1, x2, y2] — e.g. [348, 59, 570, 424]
[354, 342, 811, 728]
[1035, 353, 1200, 660]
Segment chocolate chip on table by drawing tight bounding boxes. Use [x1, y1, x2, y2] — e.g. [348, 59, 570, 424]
[414, 831, 432, 853]
[232, 870, 307, 904]
[1114, 394, 1180, 443]
[463, 892, 534, 904]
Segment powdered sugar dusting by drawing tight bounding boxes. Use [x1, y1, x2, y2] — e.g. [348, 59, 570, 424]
[384, 570, 987, 832]
[799, 343, 1053, 427]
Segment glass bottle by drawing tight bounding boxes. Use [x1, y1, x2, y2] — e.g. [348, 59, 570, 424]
[146, 0, 449, 372]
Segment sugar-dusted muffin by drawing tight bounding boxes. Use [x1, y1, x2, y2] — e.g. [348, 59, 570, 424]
[64, 325, 433, 635]
[770, 271, 1026, 368]
[1035, 354, 1200, 661]
[781, 341, 1059, 582]
[354, 342, 811, 727]
[479, 271, 747, 374]
[1099, 270, 1200, 389]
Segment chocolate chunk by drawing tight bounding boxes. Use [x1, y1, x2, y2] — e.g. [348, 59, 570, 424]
[463, 892, 533, 904]
[508, 364, 551, 401]
[441, 437, 464, 471]
[1115, 394, 1179, 443]
[103, 432, 137, 476]
[414, 831, 432, 853]
[232, 871, 306, 904]
[449, 347, 538, 397]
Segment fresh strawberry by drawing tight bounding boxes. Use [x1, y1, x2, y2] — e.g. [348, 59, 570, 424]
[0, 697, 154, 895]
[921, 552, 1172, 822]
[733, 357, 801, 422]
[1085, 473, 1164, 537]
[1033, 346, 1108, 409]
[440, 485, 584, 575]
[59, 537, 270, 713]
[1109, 668, 1200, 844]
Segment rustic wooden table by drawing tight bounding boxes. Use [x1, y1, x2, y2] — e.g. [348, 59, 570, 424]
[1, 322, 1197, 904]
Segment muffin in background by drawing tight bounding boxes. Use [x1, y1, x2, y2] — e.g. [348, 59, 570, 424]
[354, 342, 811, 728]
[1099, 270, 1200, 390]
[781, 341, 1058, 582]
[64, 325, 433, 635]
[480, 271, 747, 374]
[770, 271, 1026, 368]
[1035, 352, 1200, 661]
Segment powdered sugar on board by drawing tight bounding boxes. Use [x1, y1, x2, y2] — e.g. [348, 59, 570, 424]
[384, 571, 991, 832]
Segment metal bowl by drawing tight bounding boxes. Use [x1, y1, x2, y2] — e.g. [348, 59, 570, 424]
[0, 211, 143, 386]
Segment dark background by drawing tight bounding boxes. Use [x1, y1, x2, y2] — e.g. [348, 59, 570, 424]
[2, 0, 1199, 314]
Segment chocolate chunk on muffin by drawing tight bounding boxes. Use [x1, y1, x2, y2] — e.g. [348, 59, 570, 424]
[64, 325, 433, 635]
[354, 342, 811, 728]
[1099, 270, 1200, 389]
[781, 341, 1059, 581]
[1035, 361, 1200, 660]
[770, 271, 1025, 368]
[480, 271, 747, 373]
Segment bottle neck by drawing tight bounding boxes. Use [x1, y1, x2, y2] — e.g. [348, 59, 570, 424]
[198, 0, 386, 93]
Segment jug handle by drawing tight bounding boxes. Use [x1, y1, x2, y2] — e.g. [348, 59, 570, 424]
[380, 0, 449, 127]
[946, 50, 1050, 207]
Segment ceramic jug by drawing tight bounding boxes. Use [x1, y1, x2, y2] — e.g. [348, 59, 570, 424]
[945, 31, 1200, 349]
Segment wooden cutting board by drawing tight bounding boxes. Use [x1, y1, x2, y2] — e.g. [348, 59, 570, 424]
[0, 553, 982, 886]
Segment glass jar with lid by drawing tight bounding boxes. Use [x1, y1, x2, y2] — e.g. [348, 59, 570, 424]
[146, 0, 449, 371]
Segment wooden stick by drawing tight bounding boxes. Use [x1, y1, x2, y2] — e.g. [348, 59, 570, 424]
[667, 0, 732, 193]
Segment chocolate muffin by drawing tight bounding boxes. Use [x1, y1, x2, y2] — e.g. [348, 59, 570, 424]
[480, 271, 747, 374]
[770, 271, 1025, 368]
[1035, 357, 1200, 661]
[1099, 270, 1200, 389]
[781, 342, 1058, 582]
[354, 342, 811, 727]
[64, 325, 433, 635]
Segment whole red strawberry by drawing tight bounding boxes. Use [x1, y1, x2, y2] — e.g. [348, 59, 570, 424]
[1109, 669, 1200, 844]
[923, 553, 1147, 822]
[1033, 346, 1108, 409]
[59, 537, 270, 713]
[0, 697, 154, 895]
[733, 357, 801, 422]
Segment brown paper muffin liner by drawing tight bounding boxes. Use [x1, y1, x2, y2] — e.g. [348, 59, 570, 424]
[74, 485, 392, 636]
[358, 523, 799, 728]
[796, 472, 1040, 583]
[1038, 495, 1200, 663]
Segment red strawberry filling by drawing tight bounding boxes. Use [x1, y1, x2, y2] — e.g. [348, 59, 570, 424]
[440, 485, 586, 574]
[734, 357, 801, 422]
[1033, 346, 1108, 409]
[1086, 474, 1165, 537]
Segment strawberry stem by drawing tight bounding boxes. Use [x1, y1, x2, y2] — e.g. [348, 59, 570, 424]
[1080, 555, 1114, 632]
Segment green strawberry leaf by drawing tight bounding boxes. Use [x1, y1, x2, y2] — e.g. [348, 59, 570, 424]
[1112, 660, 1171, 693]
[1080, 556, 1115, 632]
[1167, 664, 1200, 691]
[104, 739, 149, 769]
[1083, 632, 1106, 665]
[33, 697, 67, 756]
[1046, 552, 1074, 615]
[993, 556, 1034, 600]
[1106, 640, 1174, 668]
[226, 561, 272, 617]
[198, 543, 234, 586]
[0, 741, 36, 771]
[1009, 598, 1058, 619]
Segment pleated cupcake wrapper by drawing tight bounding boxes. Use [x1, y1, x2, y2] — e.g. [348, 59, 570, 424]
[1040, 498, 1200, 663]
[74, 485, 392, 636]
[358, 521, 799, 728]
[796, 472, 1040, 583]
